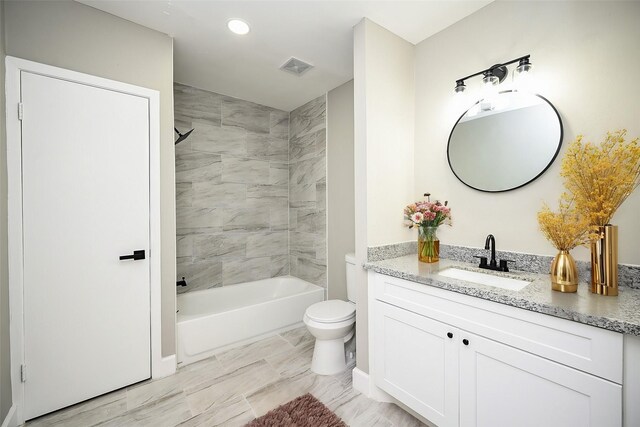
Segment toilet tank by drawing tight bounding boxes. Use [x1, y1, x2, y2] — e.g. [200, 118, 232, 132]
[345, 253, 356, 303]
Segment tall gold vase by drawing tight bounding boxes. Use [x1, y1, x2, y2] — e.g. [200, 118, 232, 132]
[550, 250, 578, 293]
[590, 224, 618, 296]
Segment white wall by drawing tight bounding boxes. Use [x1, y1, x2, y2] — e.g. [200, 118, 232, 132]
[0, 1, 12, 421]
[415, 1, 640, 265]
[327, 80, 355, 301]
[354, 18, 415, 373]
[3, 0, 177, 356]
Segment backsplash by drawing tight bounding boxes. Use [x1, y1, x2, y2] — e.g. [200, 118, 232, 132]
[368, 241, 640, 289]
[289, 96, 328, 288]
[175, 83, 290, 293]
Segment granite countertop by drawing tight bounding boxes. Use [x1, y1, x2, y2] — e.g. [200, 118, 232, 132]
[364, 255, 640, 336]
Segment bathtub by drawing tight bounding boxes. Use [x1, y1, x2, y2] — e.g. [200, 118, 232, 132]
[177, 275, 324, 366]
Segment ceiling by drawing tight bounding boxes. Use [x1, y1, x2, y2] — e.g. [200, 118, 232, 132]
[79, 0, 491, 111]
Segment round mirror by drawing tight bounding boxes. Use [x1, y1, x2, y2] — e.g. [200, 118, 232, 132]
[447, 91, 563, 192]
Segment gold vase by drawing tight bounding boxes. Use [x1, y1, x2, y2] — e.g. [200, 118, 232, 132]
[590, 224, 618, 296]
[550, 250, 578, 293]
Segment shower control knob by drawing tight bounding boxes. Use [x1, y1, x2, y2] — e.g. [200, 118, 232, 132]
[463, 339, 470, 346]
[447, 332, 453, 339]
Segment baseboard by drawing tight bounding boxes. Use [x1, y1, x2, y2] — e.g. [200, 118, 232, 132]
[352, 367, 369, 395]
[1, 405, 17, 427]
[352, 367, 395, 403]
[153, 354, 176, 379]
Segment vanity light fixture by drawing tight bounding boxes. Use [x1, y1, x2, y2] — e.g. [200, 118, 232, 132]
[453, 54, 532, 94]
[227, 19, 250, 35]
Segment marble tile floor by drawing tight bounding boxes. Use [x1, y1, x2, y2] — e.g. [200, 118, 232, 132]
[26, 327, 425, 427]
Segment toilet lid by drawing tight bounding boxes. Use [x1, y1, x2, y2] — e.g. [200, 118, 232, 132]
[306, 300, 355, 323]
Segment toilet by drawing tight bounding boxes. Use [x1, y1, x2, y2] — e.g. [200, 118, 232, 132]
[304, 253, 357, 375]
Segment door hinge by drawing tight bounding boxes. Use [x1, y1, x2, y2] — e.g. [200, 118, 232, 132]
[18, 103, 24, 120]
[21, 364, 26, 382]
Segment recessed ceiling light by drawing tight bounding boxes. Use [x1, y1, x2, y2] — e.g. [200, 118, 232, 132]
[227, 19, 250, 35]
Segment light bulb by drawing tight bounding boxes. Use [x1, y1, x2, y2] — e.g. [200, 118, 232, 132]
[227, 19, 250, 35]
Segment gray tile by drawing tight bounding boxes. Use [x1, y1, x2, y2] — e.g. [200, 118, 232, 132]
[177, 207, 223, 230]
[297, 257, 327, 287]
[175, 356, 226, 391]
[222, 257, 272, 285]
[177, 259, 222, 293]
[30, 333, 423, 427]
[289, 256, 298, 277]
[222, 206, 269, 231]
[222, 97, 270, 134]
[271, 255, 290, 276]
[176, 182, 193, 208]
[270, 204, 289, 231]
[100, 391, 192, 427]
[215, 335, 293, 372]
[126, 375, 182, 411]
[192, 182, 246, 208]
[193, 233, 246, 260]
[290, 95, 326, 139]
[265, 341, 314, 378]
[269, 162, 289, 186]
[26, 389, 127, 427]
[289, 232, 318, 258]
[221, 157, 269, 184]
[177, 397, 254, 427]
[185, 360, 279, 416]
[177, 235, 193, 258]
[247, 184, 288, 199]
[270, 110, 289, 140]
[247, 134, 288, 161]
[280, 326, 315, 348]
[289, 183, 316, 203]
[246, 231, 288, 258]
[175, 83, 222, 127]
[191, 123, 247, 157]
[245, 370, 337, 418]
[175, 152, 222, 184]
[290, 156, 325, 185]
[316, 182, 326, 211]
[295, 208, 325, 233]
[289, 132, 318, 162]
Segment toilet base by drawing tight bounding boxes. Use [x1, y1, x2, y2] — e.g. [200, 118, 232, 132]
[311, 338, 347, 375]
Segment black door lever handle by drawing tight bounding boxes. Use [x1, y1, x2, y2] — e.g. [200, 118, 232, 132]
[119, 250, 145, 261]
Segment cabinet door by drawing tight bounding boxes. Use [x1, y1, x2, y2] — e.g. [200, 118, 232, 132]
[373, 301, 459, 427]
[459, 331, 621, 427]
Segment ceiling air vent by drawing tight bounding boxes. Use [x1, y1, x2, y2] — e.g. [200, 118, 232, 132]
[280, 57, 313, 76]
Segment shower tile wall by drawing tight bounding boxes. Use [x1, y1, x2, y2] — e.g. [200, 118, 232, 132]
[289, 95, 327, 288]
[175, 83, 290, 293]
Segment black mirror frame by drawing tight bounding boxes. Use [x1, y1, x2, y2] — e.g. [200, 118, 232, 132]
[447, 90, 564, 193]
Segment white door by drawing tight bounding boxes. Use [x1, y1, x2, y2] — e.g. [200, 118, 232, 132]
[21, 71, 151, 420]
[459, 331, 622, 427]
[374, 301, 459, 427]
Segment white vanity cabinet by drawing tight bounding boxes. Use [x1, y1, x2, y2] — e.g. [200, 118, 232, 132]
[369, 271, 624, 427]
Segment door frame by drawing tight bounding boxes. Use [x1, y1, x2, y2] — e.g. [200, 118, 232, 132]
[5, 56, 169, 425]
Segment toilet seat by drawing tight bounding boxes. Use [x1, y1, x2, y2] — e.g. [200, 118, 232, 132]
[305, 300, 355, 323]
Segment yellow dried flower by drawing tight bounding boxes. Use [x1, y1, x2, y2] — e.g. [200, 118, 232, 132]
[560, 130, 640, 234]
[538, 193, 590, 251]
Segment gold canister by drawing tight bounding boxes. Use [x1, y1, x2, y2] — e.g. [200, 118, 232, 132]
[550, 250, 578, 292]
[590, 224, 618, 296]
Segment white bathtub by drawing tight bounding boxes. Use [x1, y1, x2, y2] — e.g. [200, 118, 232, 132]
[177, 276, 324, 366]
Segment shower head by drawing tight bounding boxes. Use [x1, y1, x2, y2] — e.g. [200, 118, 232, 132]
[174, 127, 194, 145]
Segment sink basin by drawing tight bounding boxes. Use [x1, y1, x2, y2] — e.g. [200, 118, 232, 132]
[437, 267, 531, 291]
